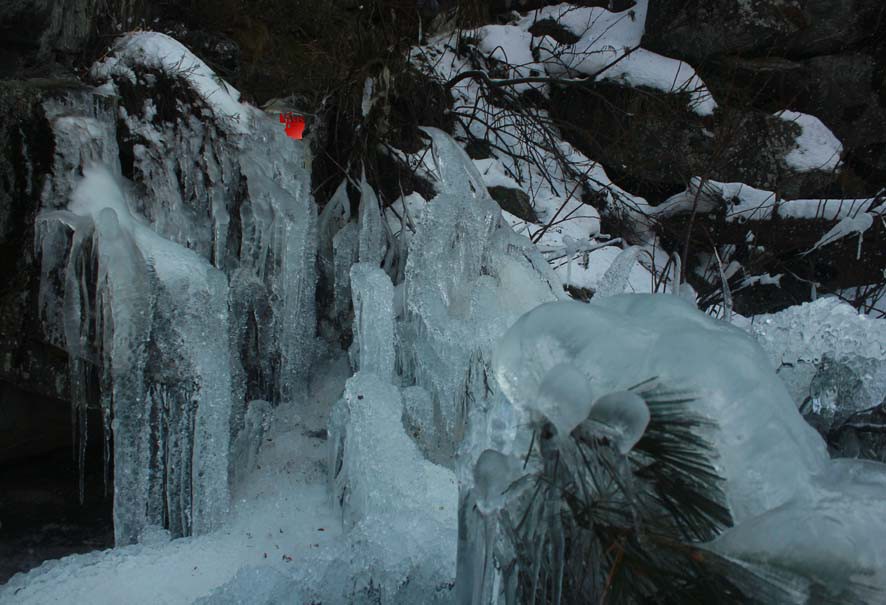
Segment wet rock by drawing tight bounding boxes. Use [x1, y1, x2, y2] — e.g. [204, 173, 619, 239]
[488, 186, 538, 223]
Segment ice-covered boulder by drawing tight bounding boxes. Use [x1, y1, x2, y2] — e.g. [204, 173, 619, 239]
[746, 297, 886, 443]
[486, 293, 886, 597]
[493, 294, 827, 522]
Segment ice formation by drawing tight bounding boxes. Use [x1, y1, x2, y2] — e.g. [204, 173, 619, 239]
[468, 295, 886, 602]
[745, 298, 886, 433]
[6, 16, 886, 605]
[328, 251, 457, 600]
[31, 31, 317, 546]
[349, 263, 395, 379]
[399, 127, 563, 461]
[38, 161, 235, 543]
[493, 296, 827, 522]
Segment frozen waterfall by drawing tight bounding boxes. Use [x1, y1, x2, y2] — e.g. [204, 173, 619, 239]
[32, 33, 317, 545]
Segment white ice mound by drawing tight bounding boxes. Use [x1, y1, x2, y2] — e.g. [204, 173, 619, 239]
[493, 294, 827, 522]
[91, 32, 252, 132]
[712, 459, 886, 596]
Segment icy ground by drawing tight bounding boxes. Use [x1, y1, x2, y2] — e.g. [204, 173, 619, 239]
[0, 350, 350, 605]
[4, 3, 886, 601]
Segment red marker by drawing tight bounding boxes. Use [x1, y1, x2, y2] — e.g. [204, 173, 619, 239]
[279, 112, 306, 140]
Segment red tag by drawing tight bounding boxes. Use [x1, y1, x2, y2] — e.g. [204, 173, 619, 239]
[280, 112, 306, 140]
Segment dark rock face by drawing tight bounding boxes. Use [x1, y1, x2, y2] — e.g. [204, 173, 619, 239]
[551, 81, 834, 199]
[0, 80, 75, 409]
[645, 0, 886, 62]
[645, 0, 807, 62]
[701, 53, 886, 192]
[0, 0, 107, 75]
[644, 0, 886, 196]
[488, 186, 538, 223]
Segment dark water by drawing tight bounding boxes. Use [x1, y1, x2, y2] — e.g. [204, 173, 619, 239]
[0, 446, 113, 584]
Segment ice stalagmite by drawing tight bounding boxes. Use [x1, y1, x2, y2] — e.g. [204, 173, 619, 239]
[349, 263, 395, 379]
[327, 244, 457, 603]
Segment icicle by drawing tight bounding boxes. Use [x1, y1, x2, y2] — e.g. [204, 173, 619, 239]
[595, 246, 640, 298]
[333, 222, 360, 323]
[349, 263, 395, 380]
[713, 247, 732, 322]
[419, 126, 488, 199]
[671, 251, 682, 296]
[318, 178, 351, 280]
[358, 168, 385, 266]
[361, 77, 375, 118]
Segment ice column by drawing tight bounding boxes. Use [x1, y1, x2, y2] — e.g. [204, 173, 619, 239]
[349, 263, 395, 380]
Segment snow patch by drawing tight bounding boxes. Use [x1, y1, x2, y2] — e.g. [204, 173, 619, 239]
[775, 110, 843, 173]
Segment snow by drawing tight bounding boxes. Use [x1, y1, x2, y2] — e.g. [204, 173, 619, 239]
[775, 110, 843, 173]
[525, 2, 716, 115]
[91, 32, 253, 132]
[554, 244, 654, 293]
[530, 2, 647, 46]
[475, 25, 544, 93]
[658, 177, 881, 223]
[592, 48, 718, 116]
[472, 158, 523, 190]
[806, 212, 875, 258]
[780, 196, 878, 220]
